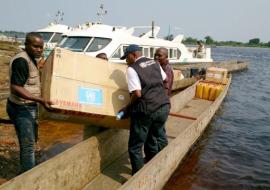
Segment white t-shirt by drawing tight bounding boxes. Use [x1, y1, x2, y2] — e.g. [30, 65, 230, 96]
[126, 60, 167, 93]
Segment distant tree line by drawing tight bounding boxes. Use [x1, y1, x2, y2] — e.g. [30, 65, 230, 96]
[164, 34, 270, 48]
[0, 30, 26, 38]
[182, 35, 270, 48]
[2, 30, 270, 48]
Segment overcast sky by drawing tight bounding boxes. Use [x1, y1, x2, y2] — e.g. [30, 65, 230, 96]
[0, 0, 269, 42]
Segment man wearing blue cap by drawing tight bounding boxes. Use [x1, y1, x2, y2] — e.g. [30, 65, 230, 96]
[120, 44, 170, 174]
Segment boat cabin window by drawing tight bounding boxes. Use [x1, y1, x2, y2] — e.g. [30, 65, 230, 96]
[173, 49, 177, 58]
[122, 45, 128, 54]
[50, 33, 63, 43]
[112, 46, 122, 58]
[169, 49, 173, 59]
[60, 37, 92, 52]
[112, 47, 121, 59]
[143, 48, 149, 58]
[86, 37, 112, 52]
[111, 45, 127, 59]
[111, 45, 142, 59]
[38, 32, 54, 43]
[168, 48, 179, 59]
[58, 35, 67, 47]
[167, 48, 179, 59]
[177, 49, 181, 59]
[122, 45, 142, 54]
[150, 47, 154, 58]
[122, 45, 142, 57]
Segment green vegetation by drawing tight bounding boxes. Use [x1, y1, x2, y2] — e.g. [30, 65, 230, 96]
[182, 36, 270, 48]
[2, 30, 269, 48]
[204, 36, 214, 45]
[0, 30, 26, 38]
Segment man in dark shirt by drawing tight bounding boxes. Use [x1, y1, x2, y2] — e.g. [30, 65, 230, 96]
[11, 57, 34, 86]
[6, 32, 52, 173]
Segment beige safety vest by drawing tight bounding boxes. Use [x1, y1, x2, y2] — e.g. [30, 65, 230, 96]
[9, 51, 41, 105]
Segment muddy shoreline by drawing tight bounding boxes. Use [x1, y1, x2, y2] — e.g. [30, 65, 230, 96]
[0, 41, 97, 185]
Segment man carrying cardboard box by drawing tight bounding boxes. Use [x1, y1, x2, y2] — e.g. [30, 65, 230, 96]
[6, 32, 53, 173]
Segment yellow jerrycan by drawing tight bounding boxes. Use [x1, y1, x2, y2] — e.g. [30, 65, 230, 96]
[208, 84, 216, 101]
[215, 85, 223, 99]
[195, 82, 204, 99]
[202, 83, 211, 100]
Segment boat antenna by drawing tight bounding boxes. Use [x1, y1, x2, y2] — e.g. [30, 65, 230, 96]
[166, 25, 173, 41]
[54, 10, 64, 24]
[97, 3, 107, 23]
[168, 24, 171, 37]
[150, 21, 154, 38]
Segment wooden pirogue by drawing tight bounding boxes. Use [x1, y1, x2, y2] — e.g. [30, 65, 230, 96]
[0, 74, 231, 190]
[38, 48, 239, 130]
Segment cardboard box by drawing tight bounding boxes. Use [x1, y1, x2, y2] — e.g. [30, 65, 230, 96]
[40, 48, 130, 129]
[206, 67, 228, 84]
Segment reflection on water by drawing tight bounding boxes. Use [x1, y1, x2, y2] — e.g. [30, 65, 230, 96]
[164, 47, 270, 190]
[0, 120, 104, 184]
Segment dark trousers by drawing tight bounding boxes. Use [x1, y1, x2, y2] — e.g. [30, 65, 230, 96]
[144, 124, 168, 163]
[128, 104, 169, 175]
[6, 100, 38, 173]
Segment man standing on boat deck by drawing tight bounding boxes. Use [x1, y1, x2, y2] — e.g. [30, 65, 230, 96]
[6, 32, 53, 173]
[143, 48, 174, 163]
[120, 44, 170, 174]
[154, 48, 174, 96]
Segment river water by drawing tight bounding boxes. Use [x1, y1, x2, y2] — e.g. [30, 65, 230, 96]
[164, 47, 270, 190]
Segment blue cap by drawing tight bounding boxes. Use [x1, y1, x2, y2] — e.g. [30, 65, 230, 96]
[120, 44, 141, 60]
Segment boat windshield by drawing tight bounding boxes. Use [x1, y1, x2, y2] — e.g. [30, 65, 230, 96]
[86, 37, 112, 52]
[38, 32, 54, 43]
[50, 33, 63, 43]
[60, 37, 92, 52]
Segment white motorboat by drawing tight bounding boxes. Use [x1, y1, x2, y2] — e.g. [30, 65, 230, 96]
[58, 22, 213, 63]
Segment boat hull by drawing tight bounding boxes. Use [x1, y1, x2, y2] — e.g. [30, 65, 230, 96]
[0, 77, 231, 190]
[119, 77, 231, 190]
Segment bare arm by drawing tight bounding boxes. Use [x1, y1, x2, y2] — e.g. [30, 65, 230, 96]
[11, 84, 53, 109]
[119, 67, 142, 115]
[130, 90, 141, 105]
[124, 89, 141, 109]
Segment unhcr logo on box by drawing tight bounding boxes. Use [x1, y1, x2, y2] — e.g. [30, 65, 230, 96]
[78, 87, 103, 106]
